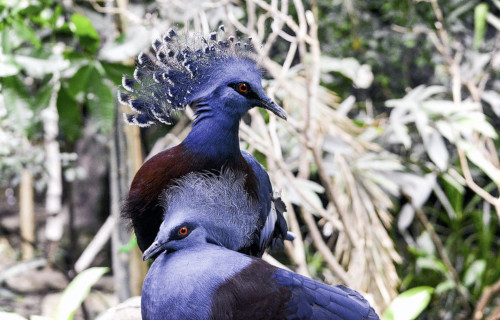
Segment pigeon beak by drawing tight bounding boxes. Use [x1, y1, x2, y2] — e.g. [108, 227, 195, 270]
[143, 240, 164, 261]
[259, 99, 287, 120]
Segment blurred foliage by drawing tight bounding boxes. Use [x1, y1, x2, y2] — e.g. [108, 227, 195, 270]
[0, 0, 134, 187]
[0, 0, 500, 319]
[54, 267, 109, 320]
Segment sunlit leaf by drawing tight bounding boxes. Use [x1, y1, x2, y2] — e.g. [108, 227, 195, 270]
[0, 59, 20, 77]
[424, 128, 448, 171]
[12, 18, 40, 47]
[319, 56, 373, 88]
[382, 286, 434, 320]
[416, 256, 448, 275]
[70, 14, 100, 53]
[474, 3, 488, 48]
[456, 115, 497, 139]
[482, 90, 500, 117]
[54, 267, 108, 320]
[1, 75, 32, 134]
[459, 140, 500, 183]
[463, 260, 486, 287]
[286, 178, 325, 214]
[435, 279, 455, 294]
[98, 25, 151, 62]
[416, 231, 435, 256]
[14, 55, 69, 78]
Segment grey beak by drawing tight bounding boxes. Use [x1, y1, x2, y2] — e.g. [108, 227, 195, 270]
[260, 99, 287, 120]
[143, 240, 163, 261]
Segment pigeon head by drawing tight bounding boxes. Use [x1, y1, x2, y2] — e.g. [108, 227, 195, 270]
[142, 169, 260, 261]
[119, 26, 286, 127]
[142, 220, 211, 260]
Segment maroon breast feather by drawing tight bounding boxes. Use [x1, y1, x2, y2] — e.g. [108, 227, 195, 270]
[123, 143, 259, 252]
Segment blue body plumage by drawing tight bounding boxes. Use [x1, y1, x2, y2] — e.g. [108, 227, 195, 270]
[141, 171, 380, 320]
[121, 27, 290, 255]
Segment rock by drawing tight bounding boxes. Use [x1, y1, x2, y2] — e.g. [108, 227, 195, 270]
[5, 268, 67, 293]
[0, 238, 16, 272]
[0, 294, 43, 318]
[94, 275, 115, 292]
[96, 296, 141, 320]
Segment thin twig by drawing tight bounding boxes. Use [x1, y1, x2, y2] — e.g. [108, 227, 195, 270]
[311, 145, 358, 246]
[474, 278, 500, 320]
[301, 208, 352, 286]
[457, 147, 500, 218]
[85, 0, 144, 24]
[412, 204, 470, 311]
[74, 215, 116, 273]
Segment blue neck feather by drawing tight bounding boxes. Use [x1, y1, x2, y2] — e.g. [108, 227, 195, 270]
[184, 101, 241, 160]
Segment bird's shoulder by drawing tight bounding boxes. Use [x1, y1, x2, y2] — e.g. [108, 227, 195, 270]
[240, 151, 271, 186]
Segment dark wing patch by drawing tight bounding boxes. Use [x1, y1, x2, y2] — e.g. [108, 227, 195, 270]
[272, 269, 380, 320]
[210, 259, 291, 320]
[211, 259, 379, 320]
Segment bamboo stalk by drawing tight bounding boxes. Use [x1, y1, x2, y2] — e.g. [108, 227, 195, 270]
[114, 0, 149, 297]
[42, 74, 63, 258]
[110, 108, 132, 301]
[19, 170, 35, 260]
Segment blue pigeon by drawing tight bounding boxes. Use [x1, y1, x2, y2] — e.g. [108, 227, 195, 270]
[119, 27, 290, 255]
[141, 170, 380, 320]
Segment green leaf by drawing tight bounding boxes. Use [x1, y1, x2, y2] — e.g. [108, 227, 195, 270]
[435, 279, 455, 295]
[54, 267, 108, 320]
[1, 75, 32, 134]
[70, 14, 100, 53]
[441, 173, 464, 214]
[119, 234, 138, 253]
[87, 70, 114, 133]
[0, 59, 20, 76]
[463, 260, 486, 287]
[70, 14, 99, 40]
[101, 62, 134, 85]
[12, 17, 40, 48]
[57, 87, 82, 143]
[382, 286, 434, 320]
[27, 83, 54, 138]
[32, 83, 53, 114]
[474, 3, 488, 48]
[65, 64, 94, 102]
[416, 256, 448, 275]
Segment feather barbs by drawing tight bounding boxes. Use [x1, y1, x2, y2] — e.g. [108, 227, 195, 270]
[119, 26, 257, 127]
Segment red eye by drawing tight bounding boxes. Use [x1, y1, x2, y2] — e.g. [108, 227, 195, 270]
[178, 226, 188, 236]
[238, 83, 249, 93]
